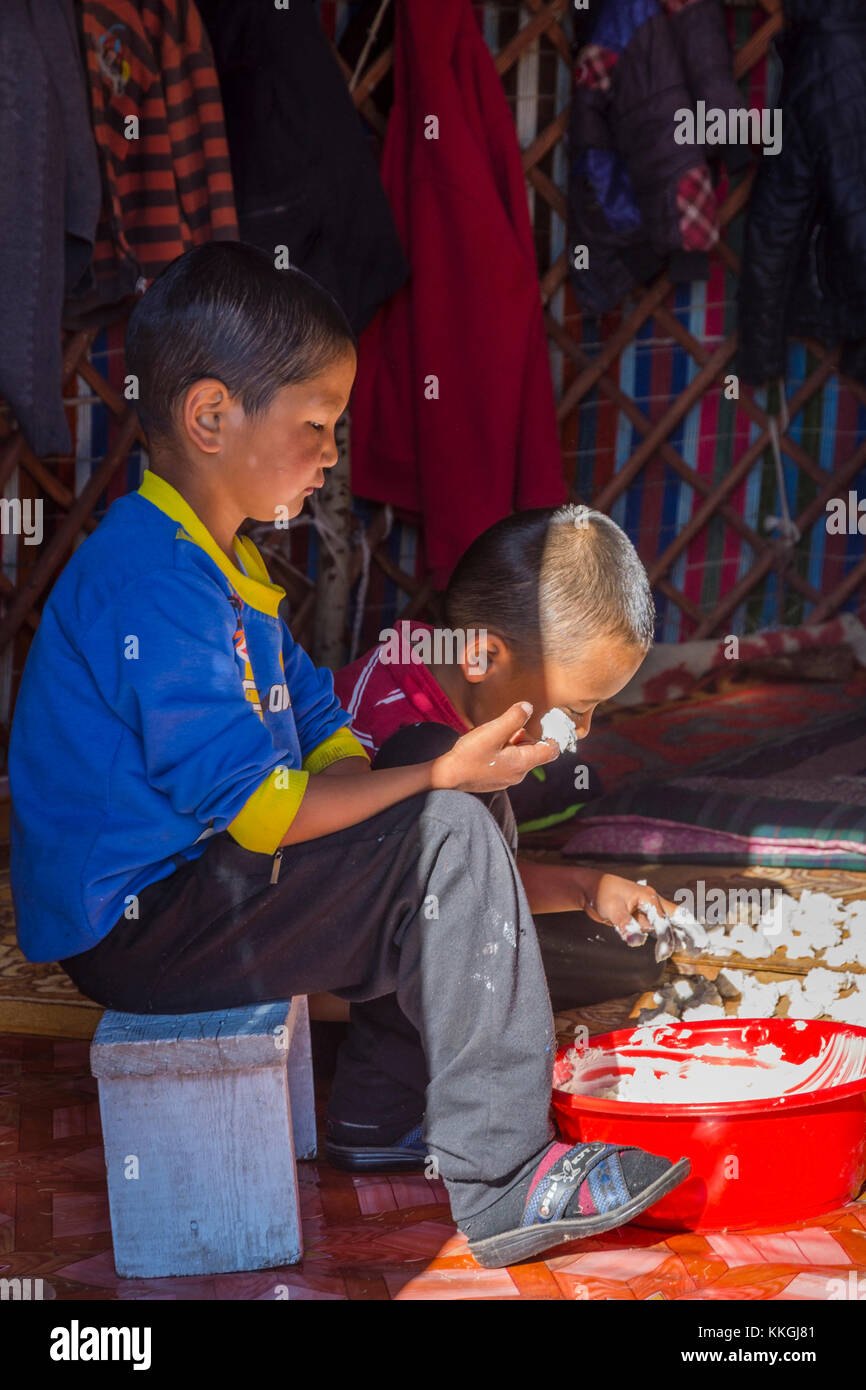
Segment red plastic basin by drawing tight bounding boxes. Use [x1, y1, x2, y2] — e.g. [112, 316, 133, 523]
[551, 1018, 866, 1232]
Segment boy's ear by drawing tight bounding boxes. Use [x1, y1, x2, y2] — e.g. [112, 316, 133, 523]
[182, 378, 231, 454]
[461, 631, 510, 683]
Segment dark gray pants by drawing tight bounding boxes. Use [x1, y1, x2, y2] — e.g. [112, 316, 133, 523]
[61, 729, 556, 1222]
[327, 722, 663, 1131]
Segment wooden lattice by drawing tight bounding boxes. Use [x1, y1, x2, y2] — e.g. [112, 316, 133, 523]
[0, 0, 863, 737]
[337, 0, 864, 643]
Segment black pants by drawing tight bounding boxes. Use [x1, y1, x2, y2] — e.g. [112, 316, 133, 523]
[61, 724, 557, 1223]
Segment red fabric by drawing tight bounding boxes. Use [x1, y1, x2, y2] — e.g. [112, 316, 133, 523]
[334, 622, 468, 759]
[349, 0, 566, 588]
[676, 165, 719, 253]
[526, 1142, 571, 1200]
[574, 44, 618, 92]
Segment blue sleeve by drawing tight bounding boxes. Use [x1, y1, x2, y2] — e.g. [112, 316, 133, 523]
[281, 620, 351, 759]
[82, 569, 293, 830]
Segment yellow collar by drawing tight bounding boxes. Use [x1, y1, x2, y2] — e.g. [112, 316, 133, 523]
[138, 469, 285, 617]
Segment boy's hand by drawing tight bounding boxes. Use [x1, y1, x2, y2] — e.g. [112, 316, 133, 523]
[432, 702, 559, 793]
[584, 873, 679, 946]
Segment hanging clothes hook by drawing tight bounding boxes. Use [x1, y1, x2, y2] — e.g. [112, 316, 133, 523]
[762, 378, 800, 625]
[763, 379, 800, 545]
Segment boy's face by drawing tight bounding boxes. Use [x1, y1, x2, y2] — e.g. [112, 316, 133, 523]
[460, 634, 646, 743]
[184, 347, 357, 523]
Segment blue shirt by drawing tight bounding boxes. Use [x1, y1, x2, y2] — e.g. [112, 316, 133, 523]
[10, 470, 363, 962]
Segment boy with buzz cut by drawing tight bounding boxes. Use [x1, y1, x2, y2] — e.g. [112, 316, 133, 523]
[9, 242, 689, 1268]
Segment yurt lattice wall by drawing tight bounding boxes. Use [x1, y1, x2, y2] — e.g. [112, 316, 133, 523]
[336, 0, 866, 653]
[0, 0, 864, 746]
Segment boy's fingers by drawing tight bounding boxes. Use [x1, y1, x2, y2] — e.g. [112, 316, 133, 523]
[500, 738, 559, 777]
[507, 728, 533, 747]
[480, 701, 534, 747]
[636, 881, 679, 921]
[611, 914, 647, 948]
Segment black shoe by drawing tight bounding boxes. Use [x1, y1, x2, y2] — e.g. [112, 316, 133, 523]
[325, 1118, 428, 1173]
[465, 1144, 691, 1269]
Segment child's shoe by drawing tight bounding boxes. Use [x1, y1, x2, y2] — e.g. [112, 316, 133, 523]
[461, 1140, 690, 1268]
[325, 1116, 428, 1172]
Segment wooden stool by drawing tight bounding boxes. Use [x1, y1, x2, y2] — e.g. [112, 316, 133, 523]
[91, 996, 316, 1278]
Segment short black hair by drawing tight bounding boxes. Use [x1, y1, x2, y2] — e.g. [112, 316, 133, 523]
[125, 241, 356, 443]
[444, 504, 656, 661]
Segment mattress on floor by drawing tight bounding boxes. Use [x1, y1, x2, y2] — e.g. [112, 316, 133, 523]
[558, 672, 866, 868]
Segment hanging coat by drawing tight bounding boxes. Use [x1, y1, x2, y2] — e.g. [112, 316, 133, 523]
[197, 0, 407, 337]
[349, 0, 565, 588]
[737, 0, 866, 386]
[0, 0, 101, 456]
[75, 0, 238, 317]
[567, 0, 748, 316]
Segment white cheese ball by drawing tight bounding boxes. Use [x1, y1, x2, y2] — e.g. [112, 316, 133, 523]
[539, 707, 579, 753]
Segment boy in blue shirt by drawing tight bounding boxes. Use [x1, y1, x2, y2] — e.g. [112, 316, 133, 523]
[9, 243, 688, 1268]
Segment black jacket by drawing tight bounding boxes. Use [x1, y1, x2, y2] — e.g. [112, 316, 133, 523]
[738, 0, 866, 384]
[0, 0, 101, 455]
[198, 0, 407, 336]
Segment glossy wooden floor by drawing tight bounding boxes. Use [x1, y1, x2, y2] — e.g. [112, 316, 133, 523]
[2, 1031, 866, 1301]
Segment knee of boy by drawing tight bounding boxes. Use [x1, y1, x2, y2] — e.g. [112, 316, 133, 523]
[422, 788, 511, 847]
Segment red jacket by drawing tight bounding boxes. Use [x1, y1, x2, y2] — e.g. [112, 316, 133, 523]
[349, 0, 565, 587]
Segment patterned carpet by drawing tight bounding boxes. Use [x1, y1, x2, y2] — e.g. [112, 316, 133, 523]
[0, 846, 101, 1040]
[578, 672, 866, 798]
[519, 670, 866, 867]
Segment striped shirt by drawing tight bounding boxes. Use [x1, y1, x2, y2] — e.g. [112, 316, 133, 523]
[79, 0, 238, 289]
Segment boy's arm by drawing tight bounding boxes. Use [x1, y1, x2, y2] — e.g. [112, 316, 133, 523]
[518, 858, 678, 939]
[280, 704, 561, 846]
[225, 731, 371, 852]
[281, 621, 356, 762]
[301, 724, 370, 774]
[86, 570, 309, 852]
[279, 761, 436, 844]
[281, 623, 373, 776]
[316, 755, 371, 776]
[517, 858, 589, 915]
